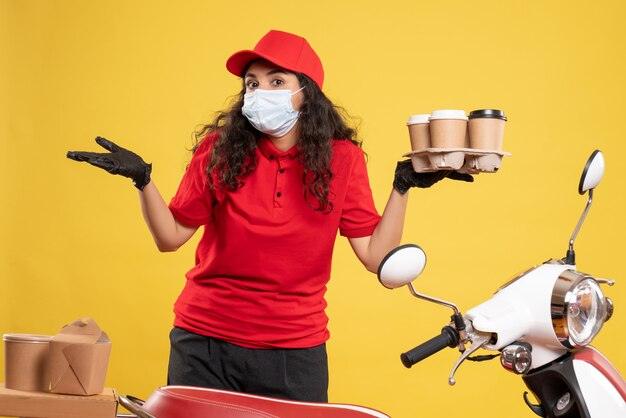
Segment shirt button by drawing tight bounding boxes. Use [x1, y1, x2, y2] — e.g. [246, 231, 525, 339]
[276, 192, 282, 197]
[279, 169, 285, 173]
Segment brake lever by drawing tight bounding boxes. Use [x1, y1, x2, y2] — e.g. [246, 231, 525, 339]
[448, 331, 492, 385]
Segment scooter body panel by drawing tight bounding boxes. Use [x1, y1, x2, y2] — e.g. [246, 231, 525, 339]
[572, 346, 626, 417]
[522, 348, 626, 418]
[466, 263, 570, 368]
[573, 360, 626, 417]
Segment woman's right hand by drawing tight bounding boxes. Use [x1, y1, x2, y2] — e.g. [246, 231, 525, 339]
[67, 136, 152, 190]
[392, 160, 473, 194]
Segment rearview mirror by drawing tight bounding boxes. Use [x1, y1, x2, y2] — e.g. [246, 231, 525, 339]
[566, 150, 606, 265]
[377, 244, 427, 289]
[579, 150, 604, 194]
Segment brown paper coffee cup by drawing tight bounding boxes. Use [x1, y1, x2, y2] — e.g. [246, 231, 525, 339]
[468, 109, 507, 150]
[429, 110, 468, 149]
[407, 114, 431, 151]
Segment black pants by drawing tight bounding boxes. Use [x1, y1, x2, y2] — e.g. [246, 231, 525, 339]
[167, 327, 329, 402]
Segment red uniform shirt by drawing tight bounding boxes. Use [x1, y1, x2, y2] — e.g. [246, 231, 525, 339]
[169, 132, 381, 348]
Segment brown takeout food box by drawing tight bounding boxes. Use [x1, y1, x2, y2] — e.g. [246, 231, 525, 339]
[48, 318, 112, 396]
[0, 383, 118, 418]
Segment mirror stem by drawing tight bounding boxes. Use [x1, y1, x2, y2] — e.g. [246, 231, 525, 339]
[407, 283, 460, 315]
[566, 189, 594, 265]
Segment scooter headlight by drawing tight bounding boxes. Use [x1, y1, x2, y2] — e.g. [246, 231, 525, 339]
[552, 271, 607, 348]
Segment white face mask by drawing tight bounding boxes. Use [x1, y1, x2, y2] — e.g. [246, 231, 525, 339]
[242, 87, 304, 137]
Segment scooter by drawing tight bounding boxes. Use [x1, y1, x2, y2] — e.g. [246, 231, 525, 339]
[377, 150, 626, 417]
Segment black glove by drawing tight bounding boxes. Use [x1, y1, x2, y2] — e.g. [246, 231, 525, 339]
[67, 137, 152, 190]
[393, 160, 473, 194]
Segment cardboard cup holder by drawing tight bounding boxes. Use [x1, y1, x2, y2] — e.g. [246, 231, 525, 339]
[403, 148, 511, 173]
[405, 109, 510, 174]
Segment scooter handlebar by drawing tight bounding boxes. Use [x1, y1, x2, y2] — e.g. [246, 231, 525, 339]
[401, 325, 460, 368]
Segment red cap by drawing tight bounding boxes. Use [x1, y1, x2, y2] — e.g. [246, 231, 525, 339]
[226, 30, 324, 89]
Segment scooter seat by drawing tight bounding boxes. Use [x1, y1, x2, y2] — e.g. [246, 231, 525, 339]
[132, 385, 390, 418]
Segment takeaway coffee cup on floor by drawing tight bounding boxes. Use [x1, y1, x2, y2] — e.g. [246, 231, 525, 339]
[4, 333, 53, 392]
[468, 109, 507, 150]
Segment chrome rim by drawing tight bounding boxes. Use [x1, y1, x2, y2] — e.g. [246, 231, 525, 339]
[551, 269, 606, 348]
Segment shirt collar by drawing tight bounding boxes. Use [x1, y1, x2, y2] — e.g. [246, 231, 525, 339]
[258, 137, 298, 161]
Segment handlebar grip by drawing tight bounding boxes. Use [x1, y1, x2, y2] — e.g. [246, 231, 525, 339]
[401, 326, 459, 368]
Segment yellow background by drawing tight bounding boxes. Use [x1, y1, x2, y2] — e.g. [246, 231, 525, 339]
[1, 1, 625, 417]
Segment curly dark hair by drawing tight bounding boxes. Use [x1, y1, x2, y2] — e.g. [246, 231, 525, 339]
[193, 71, 361, 213]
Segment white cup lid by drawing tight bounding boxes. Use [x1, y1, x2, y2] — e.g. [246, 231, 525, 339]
[429, 110, 468, 120]
[407, 114, 430, 125]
